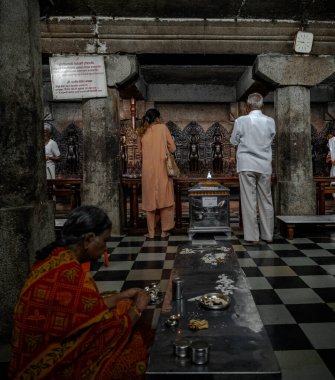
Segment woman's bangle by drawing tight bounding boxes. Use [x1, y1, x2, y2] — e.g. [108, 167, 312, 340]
[131, 305, 142, 317]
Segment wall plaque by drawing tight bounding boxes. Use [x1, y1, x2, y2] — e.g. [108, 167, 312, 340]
[50, 56, 107, 100]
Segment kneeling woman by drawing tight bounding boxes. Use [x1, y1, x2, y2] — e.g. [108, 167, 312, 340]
[8, 206, 151, 380]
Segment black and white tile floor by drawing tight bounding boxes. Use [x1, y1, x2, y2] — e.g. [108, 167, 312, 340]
[1, 225, 335, 380]
[99, 225, 335, 380]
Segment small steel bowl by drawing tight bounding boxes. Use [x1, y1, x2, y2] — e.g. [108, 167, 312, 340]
[191, 340, 210, 365]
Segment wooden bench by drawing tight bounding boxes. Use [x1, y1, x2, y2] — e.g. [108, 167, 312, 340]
[277, 215, 335, 240]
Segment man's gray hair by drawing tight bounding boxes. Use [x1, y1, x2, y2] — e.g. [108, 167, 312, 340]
[44, 122, 52, 132]
[247, 93, 263, 109]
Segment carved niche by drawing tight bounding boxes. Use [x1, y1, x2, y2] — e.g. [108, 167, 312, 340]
[119, 119, 238, 177]
[312, 120, 335, 177]
[118, 116, 316, 178]
[57, 123, 83, 178]
[120, 119, 142, 176]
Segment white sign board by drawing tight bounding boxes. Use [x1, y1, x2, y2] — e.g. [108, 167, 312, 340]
[202, 197, 218, 208]
[50, 56, 108, 100]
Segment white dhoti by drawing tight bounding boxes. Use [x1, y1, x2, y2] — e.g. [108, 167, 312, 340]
[239, 171, 274, 242]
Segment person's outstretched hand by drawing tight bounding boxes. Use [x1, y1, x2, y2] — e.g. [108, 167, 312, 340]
[102, 288, 150, 310]
[134, 290, 151, 312]
[120, 288, 143, 299]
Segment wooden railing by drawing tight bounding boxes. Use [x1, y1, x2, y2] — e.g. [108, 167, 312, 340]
[47, 176, 334, 225]
[47, 178, 81, 215]
[314, 176, 335, 215]
[121, 176, 242, 229]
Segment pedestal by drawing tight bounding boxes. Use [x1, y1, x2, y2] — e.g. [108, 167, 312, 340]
[188, 181, 230, 239]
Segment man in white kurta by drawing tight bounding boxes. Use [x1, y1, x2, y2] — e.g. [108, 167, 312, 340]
[230, 93, 276, 243]
[44, 124, 61, 179]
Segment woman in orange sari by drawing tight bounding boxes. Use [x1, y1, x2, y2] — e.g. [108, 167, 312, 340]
[8, 206, 151, 380]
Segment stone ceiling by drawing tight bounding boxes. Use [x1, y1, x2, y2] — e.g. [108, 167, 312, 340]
[40, 0, 335, 20]
[39, 0, 335, 97]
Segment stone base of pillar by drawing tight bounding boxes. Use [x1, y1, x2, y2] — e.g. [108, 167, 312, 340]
[277, 181, 316, 215]
[110, 183, 124, 235]
[0, 202, 55, 341]
[82, 182, 124, 235]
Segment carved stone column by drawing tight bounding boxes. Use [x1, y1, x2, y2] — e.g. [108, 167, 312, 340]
[254, 54, 335, 215]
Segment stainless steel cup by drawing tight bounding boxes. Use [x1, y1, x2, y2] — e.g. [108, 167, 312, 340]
[172, 277, 184, 300]
[176, 298, 185, 316]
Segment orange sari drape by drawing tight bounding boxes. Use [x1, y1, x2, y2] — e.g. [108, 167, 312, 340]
[8, 247, 148, 380]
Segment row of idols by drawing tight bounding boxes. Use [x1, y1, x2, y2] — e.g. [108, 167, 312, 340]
[120, 121, 238, 177]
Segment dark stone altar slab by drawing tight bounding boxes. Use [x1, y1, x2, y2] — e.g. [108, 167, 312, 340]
[145, 245, 281, 380]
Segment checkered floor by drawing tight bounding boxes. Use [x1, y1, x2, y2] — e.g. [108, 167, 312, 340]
[96, 225, 335, 380]
[1, 224, 335, 380]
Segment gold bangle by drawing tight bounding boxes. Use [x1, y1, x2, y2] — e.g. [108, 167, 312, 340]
[131, 305, 142, 317]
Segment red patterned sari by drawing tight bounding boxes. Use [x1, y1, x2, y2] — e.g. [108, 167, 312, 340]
[8, 247, 149, 380]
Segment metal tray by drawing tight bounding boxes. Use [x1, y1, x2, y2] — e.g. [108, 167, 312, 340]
[198, 292, 231, 310]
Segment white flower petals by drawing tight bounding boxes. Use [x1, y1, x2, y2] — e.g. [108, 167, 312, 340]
[180, 248, 196, 255]
[214, 274, 237, 295]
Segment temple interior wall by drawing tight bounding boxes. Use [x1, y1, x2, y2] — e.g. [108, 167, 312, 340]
[43, 92, 335, 178]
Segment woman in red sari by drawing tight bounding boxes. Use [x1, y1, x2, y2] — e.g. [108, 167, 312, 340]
[8, 206, 151, 380]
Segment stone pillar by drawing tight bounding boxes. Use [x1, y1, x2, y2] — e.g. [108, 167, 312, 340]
[81, 55, 140, 235]
[82, 89, 124, 234]
[275, 86, 314, 214]
[254, 54, 335, 215]
[0, 0, 55, 340]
